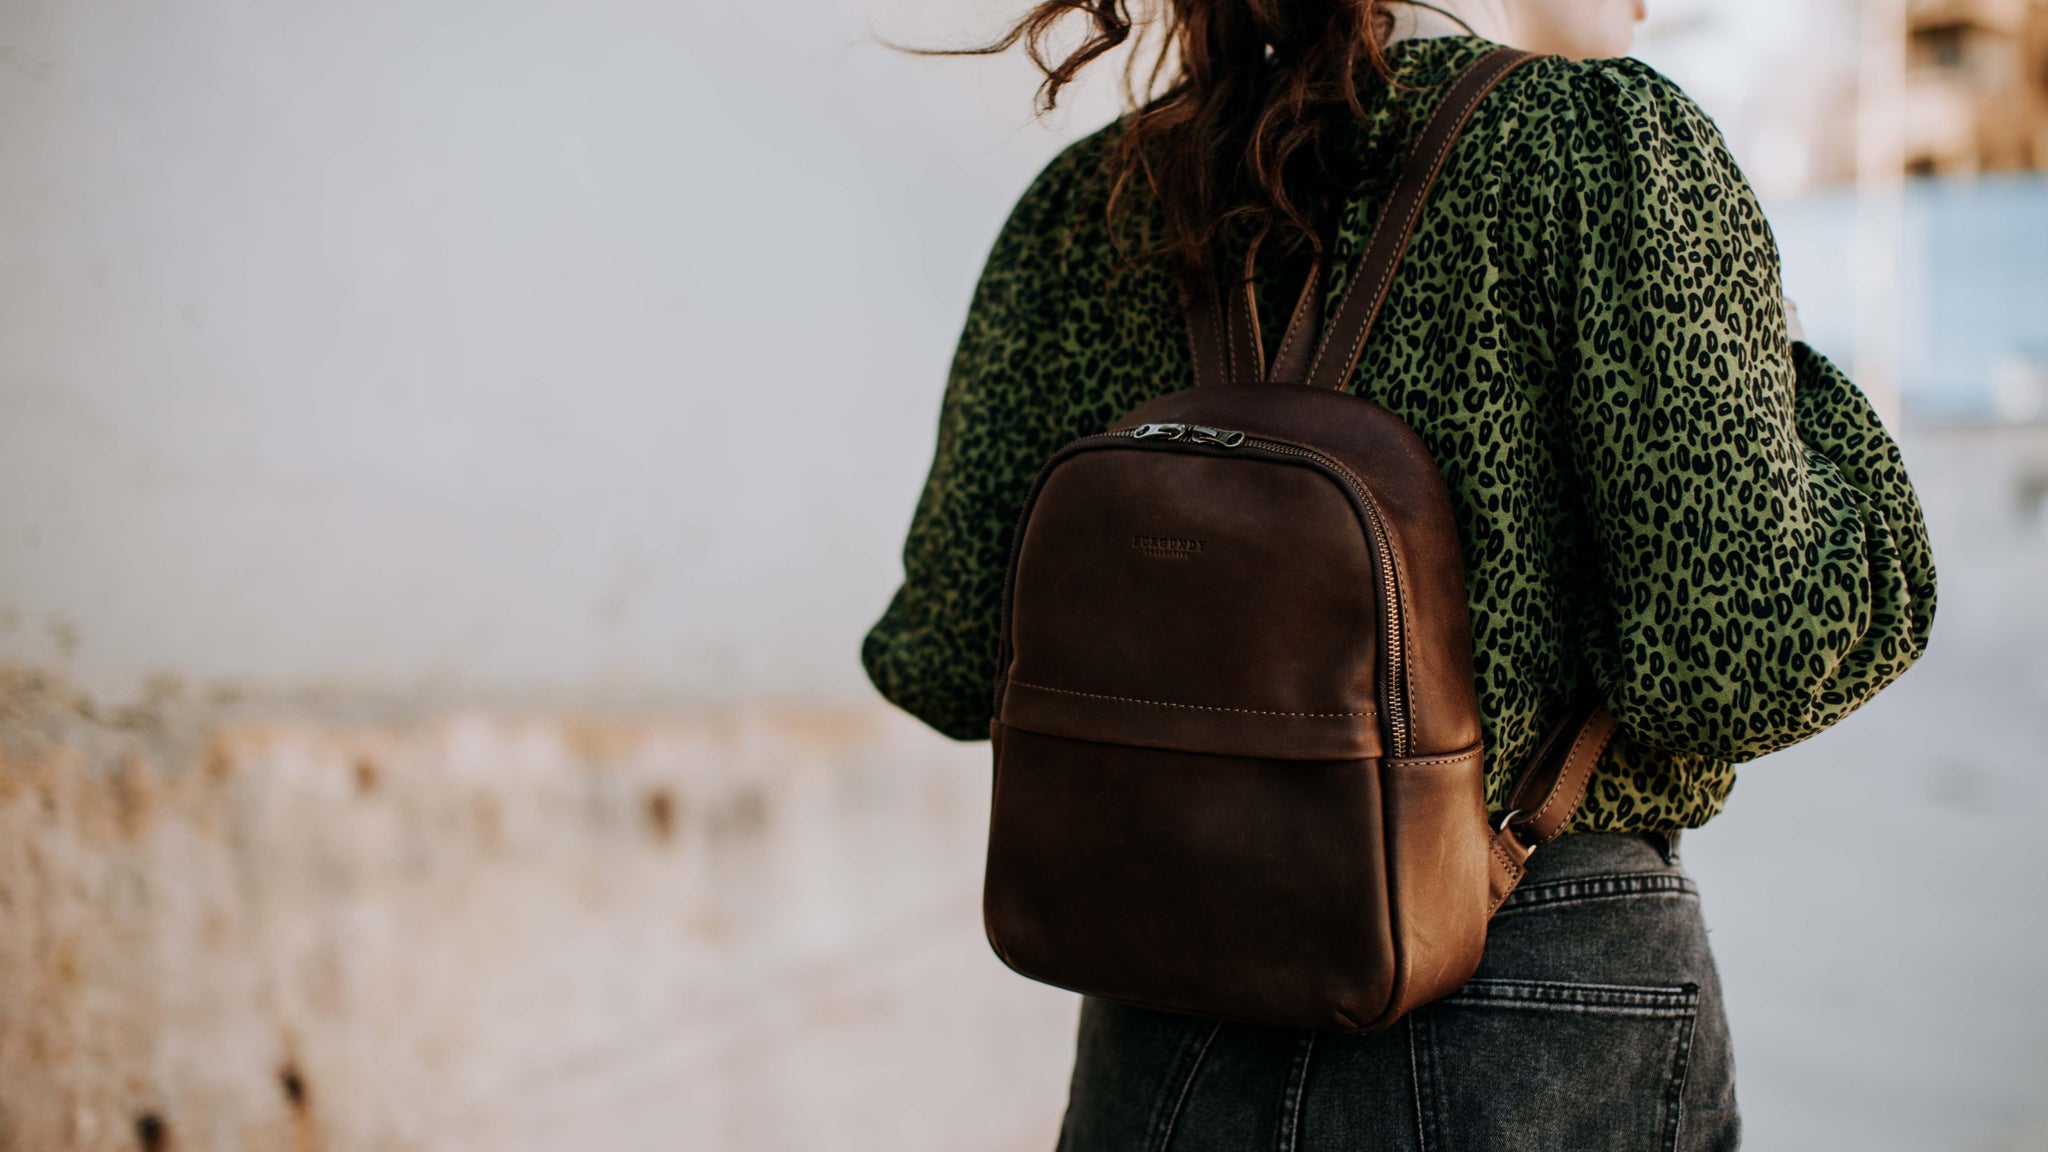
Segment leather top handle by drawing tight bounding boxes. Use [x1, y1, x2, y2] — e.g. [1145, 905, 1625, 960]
[1185, 46, 1537, 391]
[1184, 230, 1325, 390]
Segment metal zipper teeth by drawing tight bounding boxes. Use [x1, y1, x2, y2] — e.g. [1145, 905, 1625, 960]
[1085, 428, 1412, 757]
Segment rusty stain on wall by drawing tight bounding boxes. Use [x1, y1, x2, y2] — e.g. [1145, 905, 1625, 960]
[0, 669, 1077, 1152]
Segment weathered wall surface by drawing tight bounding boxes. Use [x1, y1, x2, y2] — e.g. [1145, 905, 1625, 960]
[0, 679, 1075, 1152]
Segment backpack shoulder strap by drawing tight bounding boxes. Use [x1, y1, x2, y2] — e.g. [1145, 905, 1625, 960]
[1487, 698, 1621, 913]
[1303, 45, 1537, 391]
[1184, 46, 1537, 390]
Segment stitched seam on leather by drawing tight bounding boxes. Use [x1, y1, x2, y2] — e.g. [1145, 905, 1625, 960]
[1208, 294, 1227, 386]
[1527, 723, 1597, 830]
[1528, 714, 1610, 842]
[1487, 839, 1523, 915]
[1187, 292, 1223, 389]
[1011, 680, 1377, 719]
[1223, 285, 1244, 387]
[1388, 745, 1483, 768]
[1195, 307, 1215, 388]
[1240, 241, 1266, 378]
[1272, 262, 1320, 382]
[1273, 288, 1308, 379]
[1326, 52, 1522, 391]
[1489, 841, 1520, 876]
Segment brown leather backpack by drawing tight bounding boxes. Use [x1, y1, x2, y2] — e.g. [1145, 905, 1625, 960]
[983, 48, 1619, 1033]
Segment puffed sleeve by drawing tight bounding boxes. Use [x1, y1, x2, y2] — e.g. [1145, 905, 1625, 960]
[859, 143, 1094, 740]
[1554, 59, 1937, 761]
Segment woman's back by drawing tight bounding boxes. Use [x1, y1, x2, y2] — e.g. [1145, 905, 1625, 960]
[863, 35, 1936, 833]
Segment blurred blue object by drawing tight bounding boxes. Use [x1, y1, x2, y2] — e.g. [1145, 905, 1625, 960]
[1772, 174, 2048, 425]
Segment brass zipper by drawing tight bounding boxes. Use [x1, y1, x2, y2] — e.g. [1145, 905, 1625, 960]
[1105, 424, 1411, 756]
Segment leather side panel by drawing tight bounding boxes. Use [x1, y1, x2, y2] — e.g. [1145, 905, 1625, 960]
[1371, 744, 1494, 1028]
[1004, 447, 1381, 757]
[985, 723, 1396, 1032]
[1115, 386, 1482, 757]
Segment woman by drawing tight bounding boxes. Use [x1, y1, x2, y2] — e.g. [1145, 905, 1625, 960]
[864, 1, 1937, 1147]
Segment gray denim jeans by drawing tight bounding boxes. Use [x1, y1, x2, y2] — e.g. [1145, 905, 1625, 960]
[1055, 832, 1738, 1152]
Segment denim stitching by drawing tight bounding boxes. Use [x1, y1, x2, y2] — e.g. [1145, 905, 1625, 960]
[1441, 979, 1701, 1018]
[1140, 1019, 1204, 1151]
[1661, 985, 1701, 1151]
[1495, 872, 1697, 916]
[1276, 1034, 1314, 1152]
[1148, 1021, 1221, 1152]
[1407, 1013, 1438, 1152]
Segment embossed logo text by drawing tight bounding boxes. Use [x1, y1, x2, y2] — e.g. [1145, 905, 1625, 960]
[1132, 535, 1204, 560]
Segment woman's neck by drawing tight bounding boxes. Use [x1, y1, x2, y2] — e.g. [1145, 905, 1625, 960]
[1382, 0, 1515, 46]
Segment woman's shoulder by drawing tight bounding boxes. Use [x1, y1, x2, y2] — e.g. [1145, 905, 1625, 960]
[1516, 50, 1689, 95]
[983, 120, 1127, 272]
[1500, 51, 1736, 168]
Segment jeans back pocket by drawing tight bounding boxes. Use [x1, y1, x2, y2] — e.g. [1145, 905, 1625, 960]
[1412, 979, 1700, 1152]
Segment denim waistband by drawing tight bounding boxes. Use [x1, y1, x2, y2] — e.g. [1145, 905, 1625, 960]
[1494, 831, 1698, 923]
[1520, 830, 1683, 884]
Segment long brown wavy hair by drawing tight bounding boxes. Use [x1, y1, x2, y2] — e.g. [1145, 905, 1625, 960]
[921, 1, 1402, 277]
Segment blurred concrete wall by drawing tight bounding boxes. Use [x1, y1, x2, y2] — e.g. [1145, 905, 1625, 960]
[0, 0, 1120, 706]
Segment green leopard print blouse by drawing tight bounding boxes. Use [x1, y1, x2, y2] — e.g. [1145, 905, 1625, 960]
[862, 37, 1937, 832]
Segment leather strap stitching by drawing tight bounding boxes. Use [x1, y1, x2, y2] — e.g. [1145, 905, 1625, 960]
[1238, 237, 1266, 381]
[1501, 703, 1616, 851]
[1305, 48, 1536, 393]
[1184, 286, 1225, 391]
[1268, 258, 1324, 386]
[1523, 709, 1597, 832]
[1487, 838, 1525, 915]
[1222, 282, 1245, 388]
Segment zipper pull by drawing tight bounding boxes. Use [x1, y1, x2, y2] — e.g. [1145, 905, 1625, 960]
[1132, 423, 1189, 440]
[1186, 425, 1246, 448]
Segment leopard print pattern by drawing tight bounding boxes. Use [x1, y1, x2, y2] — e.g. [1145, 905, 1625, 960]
[863, 38, 1937, 832]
